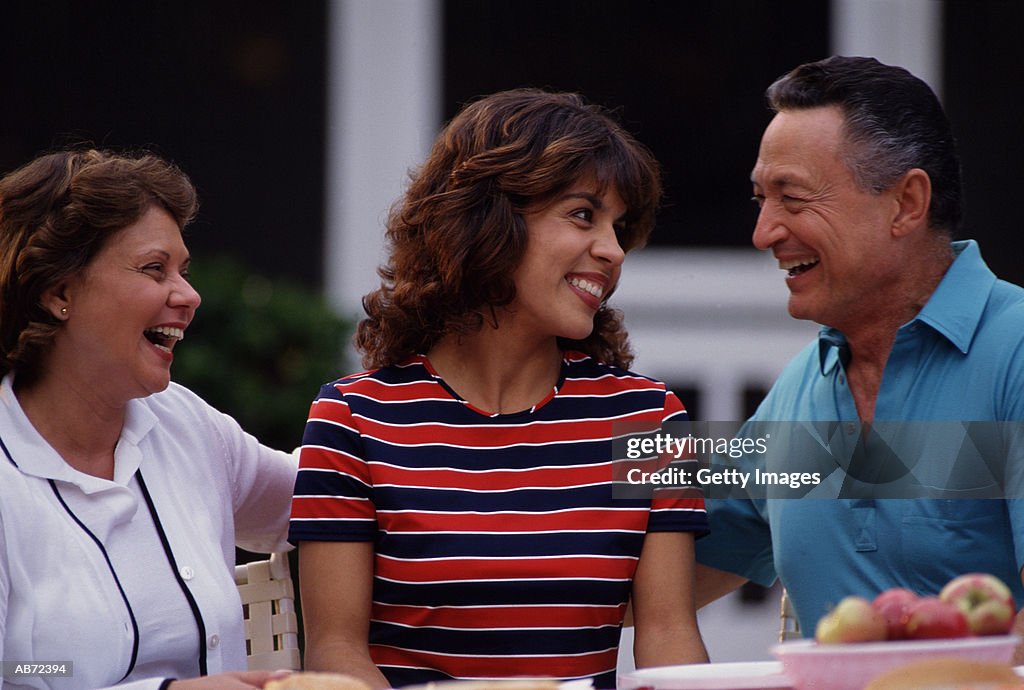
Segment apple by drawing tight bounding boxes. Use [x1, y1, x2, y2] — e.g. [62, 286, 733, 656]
[939, 573, 1017, 636]
[905, 596, 970, 639]
[872, 588, 919, 640]
[815, 595, 888, 644]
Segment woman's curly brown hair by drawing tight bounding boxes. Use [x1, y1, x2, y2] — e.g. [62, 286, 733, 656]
[0, 148, 197, 386]
[356, 88, 662, 369]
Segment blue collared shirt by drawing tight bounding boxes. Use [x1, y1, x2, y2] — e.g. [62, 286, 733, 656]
[695, 240, 1024, 634]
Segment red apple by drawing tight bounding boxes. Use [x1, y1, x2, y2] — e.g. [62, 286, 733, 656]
[872, 588, 919, 640]
[905, 596, 970, 639]
[815, 595, 888, 644]
[939, 573, 1017, 636]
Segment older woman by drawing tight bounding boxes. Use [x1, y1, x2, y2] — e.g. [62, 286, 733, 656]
[0, 149, 297, 690]
[290, 89, 710, 688]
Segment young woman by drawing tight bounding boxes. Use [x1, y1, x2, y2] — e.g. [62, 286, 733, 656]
[290, 89, 709, 688]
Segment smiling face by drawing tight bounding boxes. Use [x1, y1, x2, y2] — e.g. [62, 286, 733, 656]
[750, 106, 905, 331]
[48, 205, 201, 403]
[507, 180, 627, 343]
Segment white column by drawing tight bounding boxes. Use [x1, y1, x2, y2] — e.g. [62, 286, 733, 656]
[830, 0, 943, 98]
[324, 0, 442, 322]
[616, 248, 819, 421]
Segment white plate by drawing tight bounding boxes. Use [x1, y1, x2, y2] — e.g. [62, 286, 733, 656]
[617, 661, 792, 690]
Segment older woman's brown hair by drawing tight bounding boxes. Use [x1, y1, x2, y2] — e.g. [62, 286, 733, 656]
[0, 148, 198, 385]
[356, 88, 662, 369]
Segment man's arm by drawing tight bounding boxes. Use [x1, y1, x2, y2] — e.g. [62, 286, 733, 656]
[694, 563, 749, 609]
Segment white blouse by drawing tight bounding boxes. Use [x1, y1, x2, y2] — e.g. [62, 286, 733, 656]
[0, 374, 298, 690]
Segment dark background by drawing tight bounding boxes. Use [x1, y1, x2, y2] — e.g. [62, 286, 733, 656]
[1, 1, 328, 284]
[442, 0, 830, 252]
[2, 0, 1021, 287]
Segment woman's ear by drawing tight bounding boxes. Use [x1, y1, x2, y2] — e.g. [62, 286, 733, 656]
[40, 282, 71, 321]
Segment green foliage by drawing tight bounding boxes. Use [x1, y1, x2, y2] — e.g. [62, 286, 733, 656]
[172, 256, 352, 450]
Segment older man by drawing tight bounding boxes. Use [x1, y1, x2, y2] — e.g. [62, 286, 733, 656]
[694, 56, 1024, 640]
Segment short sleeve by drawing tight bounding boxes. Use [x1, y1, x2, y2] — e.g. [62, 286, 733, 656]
[289, 382, 378, 543]
[647, 389, 709, 535]
[694, 496, 777, 587]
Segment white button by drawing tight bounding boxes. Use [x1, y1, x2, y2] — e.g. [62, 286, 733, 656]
[208, 634, 220, 649]
[179, 566, 195, 580]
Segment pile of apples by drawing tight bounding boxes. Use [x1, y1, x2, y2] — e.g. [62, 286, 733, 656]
[815, 573, 1018, 643]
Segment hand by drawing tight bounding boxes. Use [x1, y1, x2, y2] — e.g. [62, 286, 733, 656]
[168, 670, 293, 689]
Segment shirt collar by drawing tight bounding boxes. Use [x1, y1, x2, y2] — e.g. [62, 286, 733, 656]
[913, 240, 995, 353]
[817, 328, 849, 375]
[0, 371, 158, 490]
[817, 240, 995, 373]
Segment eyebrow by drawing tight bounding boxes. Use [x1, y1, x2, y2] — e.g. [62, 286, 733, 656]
[750, 170, 787, 185]
[557, 191, 629, 222]
[750, 172, 811, 193]
[135, 248, 192, 266]
[135, 248, 172, 260]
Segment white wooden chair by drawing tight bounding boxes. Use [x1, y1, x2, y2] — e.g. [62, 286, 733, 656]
[234, 551, 302, 670]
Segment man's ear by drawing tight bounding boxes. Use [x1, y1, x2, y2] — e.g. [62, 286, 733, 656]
[891, 168, 932, 238]
[40, 282, 71, 321]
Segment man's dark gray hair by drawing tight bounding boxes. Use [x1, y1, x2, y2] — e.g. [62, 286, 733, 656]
[766, 55, 963, 235]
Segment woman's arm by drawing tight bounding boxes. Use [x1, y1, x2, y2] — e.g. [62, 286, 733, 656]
[298, 541, 390, 689]
[631, 531, 709, 667]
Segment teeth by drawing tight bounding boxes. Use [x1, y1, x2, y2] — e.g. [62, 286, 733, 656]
[568, 277, 604, 299]
[145, 326, 184, 341]
[778, 257, 820, 271]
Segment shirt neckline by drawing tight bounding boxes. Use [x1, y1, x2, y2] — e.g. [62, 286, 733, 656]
[416, 353, 567, 419]
[816, 239, 995, 374]
[0, 371, 154, 489]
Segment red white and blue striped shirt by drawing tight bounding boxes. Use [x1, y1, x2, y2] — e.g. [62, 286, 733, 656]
[289, 352, 707, 687]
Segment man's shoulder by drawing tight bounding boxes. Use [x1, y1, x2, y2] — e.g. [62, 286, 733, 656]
[976, 277, 1024, 347]
[955, 240, 1024, 331]
[988, 277, 1024, 315]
